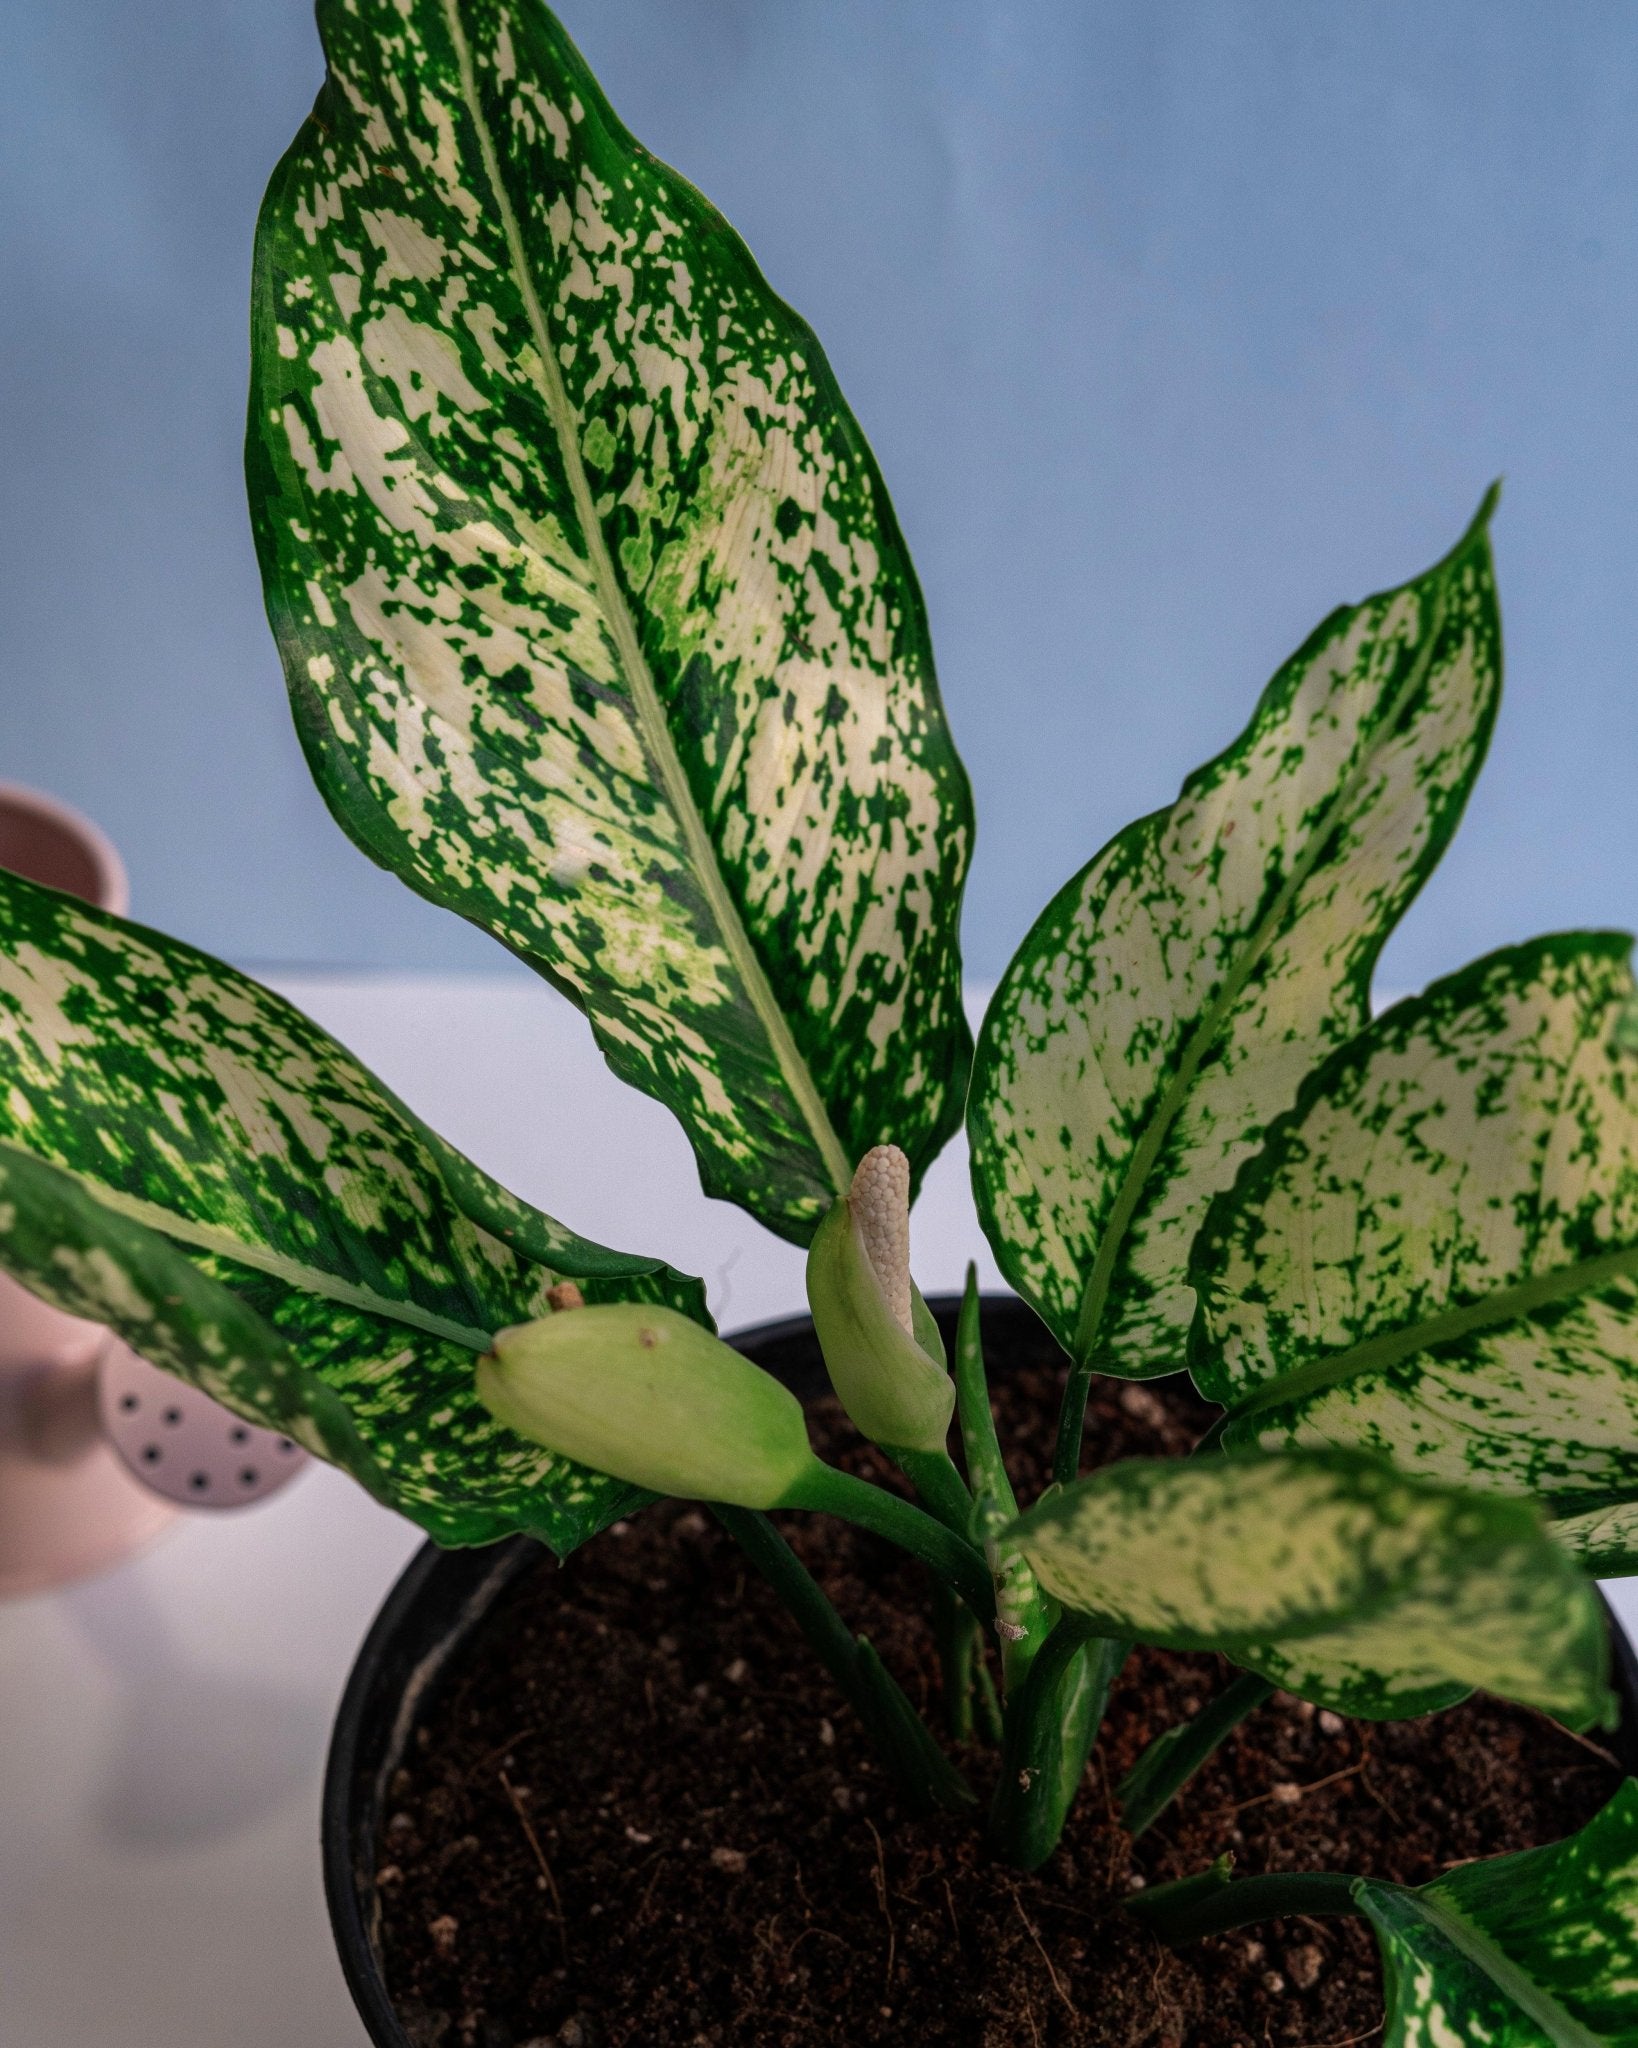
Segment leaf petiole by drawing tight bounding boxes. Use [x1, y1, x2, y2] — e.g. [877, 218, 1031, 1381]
[711, 1506, 974, 1813]
[892, 1446, 976, 1539]
[785, 1463, 996, 1626]
[953, 1267, 1017, 1516]
[951, 1272, 1053, 1689]
[931, 1580, 980, 1742]
[987, 1617, 1126, 1869]
[1118, 1670, 1275, 1839]
[1127, 1864, 1365, 1945]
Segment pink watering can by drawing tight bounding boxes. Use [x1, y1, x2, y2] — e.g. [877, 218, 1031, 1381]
[0, 783, 306, 1596]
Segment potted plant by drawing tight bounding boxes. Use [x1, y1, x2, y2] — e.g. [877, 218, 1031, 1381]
[3, 2, 1638, 2040]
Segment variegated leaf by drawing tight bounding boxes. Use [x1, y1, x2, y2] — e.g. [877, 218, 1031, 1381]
[1192, 934, 1638, 1574]
[246, 0, 973, 1245]
[969, 499, 1500, 1394]
[1554, 1500, 1638, 1578]
[0, 1140, 380, 1483]
[0, 867, 704, 1553]
[1007, 1448, 1609, 1725]
[1359, 1780, 1638, 2046]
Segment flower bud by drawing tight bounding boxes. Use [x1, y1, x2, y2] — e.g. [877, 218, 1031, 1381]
[806, 1148, 956, 1454]
[476, 1304, 818, 1508]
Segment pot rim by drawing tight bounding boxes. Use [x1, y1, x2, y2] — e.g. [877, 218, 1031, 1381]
[321, 1292, 1638, 2048]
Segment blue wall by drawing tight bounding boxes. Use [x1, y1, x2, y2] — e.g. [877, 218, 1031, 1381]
[4, 1, 1636, 992]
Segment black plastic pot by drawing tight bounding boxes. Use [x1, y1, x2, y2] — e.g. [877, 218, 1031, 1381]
[322, 1295, 1638, 2048]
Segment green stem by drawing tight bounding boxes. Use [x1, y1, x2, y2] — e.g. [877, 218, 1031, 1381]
[711, 1506, 974, 1814]
[978, 1507, 1055, 1695]
[786, 1463, 996, 1625]
[951, 1270, 1053, 1690]
[988, 1620, 1127, 1869]
[931, 1579, 978, 1742]
[1192, 1411, 1230, 1456]
[1053, 1357, 1097, 1491]
[1127, 1866, 1365, 1946]
[1118, 1672, 1275, 1840]
[954, 1265, 1017, 1516]
[893, 1446, 975, 1538]
[853, 1636, 979, 1812]
[711, 1503, 862, 1682]
[974, 1656, 1005, 1745]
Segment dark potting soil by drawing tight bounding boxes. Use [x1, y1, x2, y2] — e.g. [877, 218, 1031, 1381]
[377, 1324, 1621, 2048]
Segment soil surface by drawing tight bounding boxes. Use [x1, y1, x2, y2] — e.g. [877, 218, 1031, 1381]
[376, 1318, 1621, 2048]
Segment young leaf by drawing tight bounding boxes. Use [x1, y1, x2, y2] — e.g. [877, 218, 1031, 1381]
[1192, 933, 1638, 1573]
[1006, 1448, 1610, 1727]
[1359, 1780, 1638, 2047]
[969, 500, 1500, 1410]
[0, 867, 702, 1554]
[246, 0, 973, 1245]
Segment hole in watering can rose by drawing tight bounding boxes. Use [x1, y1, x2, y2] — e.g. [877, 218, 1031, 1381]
[230, 1425, 249, 1444]
[189, 1473, 210, 1493]
[162, 1407, 183, 1427]
[276, 1439, 297, 1455]
[239, 1468, 259, 1488]
[119, 1394, 139, 1413]
[140, 1446, 161, 1465]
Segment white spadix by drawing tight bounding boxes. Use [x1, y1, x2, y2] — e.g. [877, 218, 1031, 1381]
[805, 1147, 955, 1455]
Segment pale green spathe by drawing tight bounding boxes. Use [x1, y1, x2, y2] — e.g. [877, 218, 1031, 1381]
[805, 1198, 955, 1453]
[478, 1304, 819, 1507]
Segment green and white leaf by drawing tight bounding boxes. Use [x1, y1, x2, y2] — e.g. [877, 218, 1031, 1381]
[1007, 1448, 1610, 1725]
[247, 0, 973, 1245]
[0, 1140, 381, 1485]
[969, 499, 1501, 1375]
[1192, 933, 1638, 1574]
[0, 867, 704, 1554]
[1358, 1780, 1638, 2046]
[1554, 1500, 1638, 1579]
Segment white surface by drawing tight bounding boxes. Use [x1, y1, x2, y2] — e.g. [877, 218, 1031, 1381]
[0, 970, 1005, 2048]
[2, 968, 1635, 2047]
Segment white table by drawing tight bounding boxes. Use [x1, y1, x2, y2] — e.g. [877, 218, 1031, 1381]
[0, 971, 1008, 2048]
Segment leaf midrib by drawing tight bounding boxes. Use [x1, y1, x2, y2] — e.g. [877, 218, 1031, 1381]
[1225, 1241, 1638, 1431]
[1381, 1884, 1605, 2048]
[1069, 582, 1452, 1366]
[38, 1156, 495, 1353]
[440, 0, 852, 1204]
